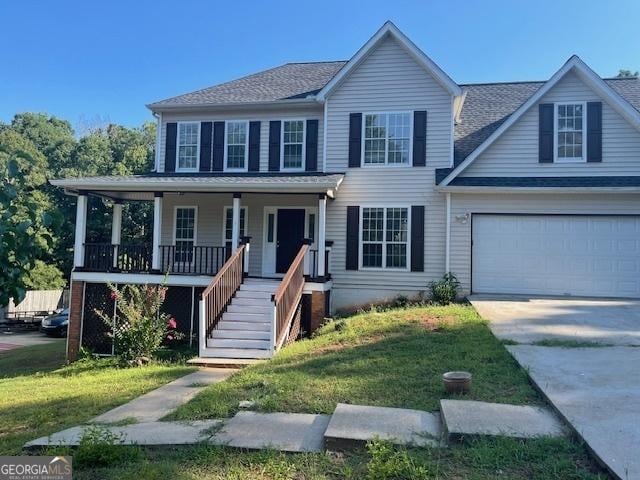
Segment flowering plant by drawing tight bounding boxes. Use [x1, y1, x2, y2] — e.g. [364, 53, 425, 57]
[96, 282, 183, 365]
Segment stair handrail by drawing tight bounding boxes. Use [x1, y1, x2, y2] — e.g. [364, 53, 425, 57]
[200, 244, 246, 340]
[272, 243, 309, 350]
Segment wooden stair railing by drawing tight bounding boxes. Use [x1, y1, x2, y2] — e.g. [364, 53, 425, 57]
[199, 244, 246, 346]
[272, 243, 309, 351]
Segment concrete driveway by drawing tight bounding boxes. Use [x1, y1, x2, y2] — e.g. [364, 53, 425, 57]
[469, 295, 640, 480]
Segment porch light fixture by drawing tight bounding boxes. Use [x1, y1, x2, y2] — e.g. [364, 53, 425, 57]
[455, 213, 470, 224]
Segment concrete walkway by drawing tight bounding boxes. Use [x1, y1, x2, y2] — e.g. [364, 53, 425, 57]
[471, 295, 640, 480]
[509, 346, 640, 480]
[93, 369, 236, 423]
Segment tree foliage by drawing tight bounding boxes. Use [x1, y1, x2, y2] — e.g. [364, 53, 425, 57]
[617, 69, 639, 78]
[0, 112, 156, 295]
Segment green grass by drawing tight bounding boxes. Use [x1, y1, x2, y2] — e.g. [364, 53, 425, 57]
[168, 304, 540, 420]
[5, 305, 607, 479]
[0, 341, 66, 378]
[65, 437, 606, 480]
[0, 348, 194, 455]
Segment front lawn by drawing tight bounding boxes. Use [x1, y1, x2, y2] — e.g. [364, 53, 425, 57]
[169, 304, 539, 419]
[0, 346, 194, 455]
[7, 304, 606, 479]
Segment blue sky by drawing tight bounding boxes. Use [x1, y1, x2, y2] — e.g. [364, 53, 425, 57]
[1, 0, 638, 131]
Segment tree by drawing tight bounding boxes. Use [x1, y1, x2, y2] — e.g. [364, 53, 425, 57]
[617, 69, 639, 78]
[22, 260, 67, 290]
[0, 151, 53, 305]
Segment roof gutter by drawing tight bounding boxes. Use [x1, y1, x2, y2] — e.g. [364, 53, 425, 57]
[146, 97, 322, 113]
[436, 185, 640, 194]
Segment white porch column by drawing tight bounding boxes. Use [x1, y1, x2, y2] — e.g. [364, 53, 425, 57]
[111, 201, 123, 268]
[317, 193, 327, 278]
[445, 192, 451, 273]
[231, 193, 241, 251]
[73, 192, 88, 268]
[152, 193, 163, 270]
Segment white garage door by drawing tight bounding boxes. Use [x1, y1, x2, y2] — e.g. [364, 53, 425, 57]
[472, 214, 640, 298]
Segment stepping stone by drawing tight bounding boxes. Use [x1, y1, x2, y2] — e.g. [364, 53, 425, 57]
[324, 403, 442, 449]
[211, 411, 330, 452]
[440, 400, 565, 440]
[25, 420, 222, 448]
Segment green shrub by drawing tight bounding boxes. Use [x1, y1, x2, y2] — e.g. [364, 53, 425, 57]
[95, 283, 183, 365]
[366, 440, 429, 480]
[74, 425, 141, 468]
[428, 273, 460, 305]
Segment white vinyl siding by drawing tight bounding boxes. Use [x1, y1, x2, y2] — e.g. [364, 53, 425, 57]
[449, 192, 640, 296]
[462, 72, 640, 177]
[158, 108, 323, 173]
[325, 34, 453, 309]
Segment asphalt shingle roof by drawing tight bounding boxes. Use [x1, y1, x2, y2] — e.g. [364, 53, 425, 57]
[148, 61, 640, 167]
[148, 62, 347, 107]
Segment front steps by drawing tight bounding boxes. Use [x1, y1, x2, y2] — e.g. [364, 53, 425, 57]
[201, 278, 280, 361]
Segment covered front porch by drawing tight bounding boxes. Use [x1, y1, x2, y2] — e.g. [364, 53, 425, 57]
[53, 174, 344, 283]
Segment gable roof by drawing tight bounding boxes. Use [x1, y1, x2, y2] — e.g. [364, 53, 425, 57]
[316, 21, 462, 99]
[148, 61, 347, 109]
[440, 56, 640, 186]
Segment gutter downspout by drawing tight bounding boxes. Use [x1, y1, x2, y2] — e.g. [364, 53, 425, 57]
[445, 192, 451, 273]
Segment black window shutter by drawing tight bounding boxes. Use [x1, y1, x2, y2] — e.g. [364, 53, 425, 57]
[410, 206, 424, 272]
[199, 122, 213, 172]
[412, 111, 427, 166]
[212, 121, 225, 171]
[248, 121, 261, 171]
[587, 102, 602, 163]
[348, 113, 362, 168]
[164, 122, 177, 172]
[268, 121, 281, 171]
[346, 206, 360, 270]
[539, 103, 554, 163]
[305, 119, 319, 171]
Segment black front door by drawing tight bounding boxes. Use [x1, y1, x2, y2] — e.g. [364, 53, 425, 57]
[276, 209, 306, 274]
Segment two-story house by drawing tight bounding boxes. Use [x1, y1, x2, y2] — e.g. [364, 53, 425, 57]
[53, 22, 640, 363]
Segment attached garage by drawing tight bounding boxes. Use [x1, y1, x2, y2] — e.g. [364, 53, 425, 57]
[472, 214, 640, 298]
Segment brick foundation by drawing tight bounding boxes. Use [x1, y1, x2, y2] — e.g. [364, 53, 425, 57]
[67, 280, 85, 362]
[309, 290, 327, 332]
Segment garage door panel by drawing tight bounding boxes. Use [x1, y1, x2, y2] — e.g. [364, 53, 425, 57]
[472, 215, 640, 298]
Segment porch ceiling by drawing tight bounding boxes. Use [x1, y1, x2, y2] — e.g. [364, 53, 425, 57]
[50, 173, 345, 200]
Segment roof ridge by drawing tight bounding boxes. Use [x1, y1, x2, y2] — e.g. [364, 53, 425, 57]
[284, 60, 348, 65]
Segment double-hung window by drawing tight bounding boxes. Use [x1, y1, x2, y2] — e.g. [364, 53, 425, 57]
[225, 121, 248, 171]
[363, 113, 411, 166]
[177, 122, 199, 171]
[174, 207, 196, 263]
[361, 207, 409, 269]
[223, 207, 247, 249]
[555, 102, 586, 162]
[281, 120, 305, 170]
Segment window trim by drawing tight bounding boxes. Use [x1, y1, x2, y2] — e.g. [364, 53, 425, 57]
[223, 120, 250, 172]
[360, 111, 414, 167]
[221, 206, 249, 244]
[175, 122, 200, 172]
[553, 101, 587, 163]
[358, 205, 411, 271]
[280, 118, 306, 172]
[173, 206, 198, 264]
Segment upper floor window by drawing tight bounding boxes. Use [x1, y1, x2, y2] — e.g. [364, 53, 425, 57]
[361, 206, 409, 269]
[555, 102, 586, 162]
[281, 120, 305, 170]
[225, 121, 248, 171]
[177, 122, 199, 171]
[363, 113, 411, 166]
